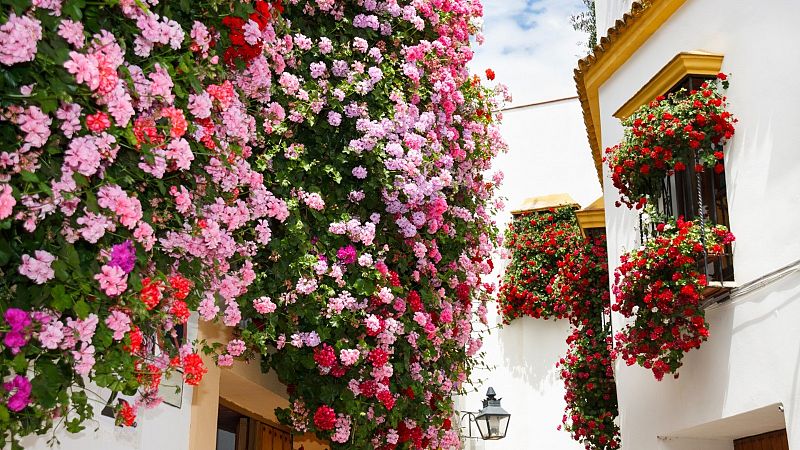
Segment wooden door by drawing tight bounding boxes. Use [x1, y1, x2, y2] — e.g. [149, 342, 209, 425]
[252, 420, 292, 450]
[734, 429, 789, 450]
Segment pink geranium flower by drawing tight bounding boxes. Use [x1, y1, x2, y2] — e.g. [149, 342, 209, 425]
[0, 184, 15, 219]
[19, 250, 56, 284]
[94, 264, 128, 296]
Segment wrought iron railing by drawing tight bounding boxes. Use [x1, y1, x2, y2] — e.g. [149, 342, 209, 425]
[639, 152, 734, 286]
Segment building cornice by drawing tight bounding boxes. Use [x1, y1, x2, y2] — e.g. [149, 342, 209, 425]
[575, 196, 606, 235]
[613, 51, 724, 119]
[510, 193, 579, 216]
[574, 0, 689, 185]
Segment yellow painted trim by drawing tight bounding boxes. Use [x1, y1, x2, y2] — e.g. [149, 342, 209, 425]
[575, 196, 605, 235]
[510, 193, 579, 216]
[574, 0, 689, 185]
[613, 52, 724, 119]
[576, 210, 606, 233]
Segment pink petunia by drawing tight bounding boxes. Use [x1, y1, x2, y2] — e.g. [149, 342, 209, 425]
[72, 342, 95, 376]
[339, 349, 360, 366]
[253, 296, 276, 314]
[16, 106, 51, 148]
[38, 321, 65, 349]
[165, 138, 193, 171]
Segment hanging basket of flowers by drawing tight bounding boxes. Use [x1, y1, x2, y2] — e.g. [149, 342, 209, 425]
[604, 73, 737, 209]
[611, 216, 735, 380]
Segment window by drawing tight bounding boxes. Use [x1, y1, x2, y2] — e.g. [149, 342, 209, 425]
[643, 74, 735, 286]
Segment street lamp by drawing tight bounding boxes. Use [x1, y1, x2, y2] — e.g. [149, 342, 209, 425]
[460, 387, 511, 441]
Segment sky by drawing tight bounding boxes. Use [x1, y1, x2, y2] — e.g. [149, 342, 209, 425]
[470, 0, 592, 106]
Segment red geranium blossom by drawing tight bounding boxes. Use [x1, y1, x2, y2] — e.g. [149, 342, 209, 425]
[313, 405, 336, 430]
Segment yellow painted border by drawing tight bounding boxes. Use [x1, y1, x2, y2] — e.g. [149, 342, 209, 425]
[613, 52, 724, 119]
[575, 197, 605, 235]
[510, 193, 579, 216]
[574, 0, 689, 184]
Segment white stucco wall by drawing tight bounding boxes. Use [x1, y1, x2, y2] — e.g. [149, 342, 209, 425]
[596, 0, 800, 448]
[457, 97, 601, 449]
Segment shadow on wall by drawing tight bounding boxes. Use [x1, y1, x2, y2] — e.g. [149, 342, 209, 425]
[496, 316, 570, 390]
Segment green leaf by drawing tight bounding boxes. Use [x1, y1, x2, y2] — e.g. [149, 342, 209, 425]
[12, 353, 28, 374]
[52, 259, 70, 282]
[51, 284, 73, 311]
[32, 359, 62, 409]
[62, 244, 80, 268]
[20, 171, 39, 183]
[73, 300, 90, 319]
[63, 0, 86, 19]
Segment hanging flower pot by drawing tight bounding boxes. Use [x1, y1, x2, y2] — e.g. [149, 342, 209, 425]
[604, 74, 737, 209]
[611, 216, 735, 380]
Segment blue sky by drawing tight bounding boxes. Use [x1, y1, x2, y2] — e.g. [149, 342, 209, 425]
[470, 0, 591, 106]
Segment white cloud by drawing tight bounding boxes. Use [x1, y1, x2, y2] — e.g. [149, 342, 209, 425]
[471, 0, 591, 106]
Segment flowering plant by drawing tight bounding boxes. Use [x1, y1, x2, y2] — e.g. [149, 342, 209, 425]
[604, 73, 736, 208]
[0, 0, 508, 447]
[228, 1, 508, 447]
[498, 207, 583, 322]
[552, 234, 611, 328]
[554, 234, 620, 449]
[612, 216, 735, 380]
[559, 329, 619, 450]
[0, 0, 292, 445]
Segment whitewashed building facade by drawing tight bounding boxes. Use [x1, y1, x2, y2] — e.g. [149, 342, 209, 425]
[576, 0, 800, 449]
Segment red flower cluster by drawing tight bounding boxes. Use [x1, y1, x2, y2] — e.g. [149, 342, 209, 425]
[313, 344, 337, 368]
[170, 300, 191, 324]
[549, 233, 621, 449]
[612, 216, 735, 380]
[552, 234, 611, 328]
[223, 1, 283, 67]
[368, 348, 389, 367]
[498, 206, 583, 322]
[376, 389, 396, 410]
[117, 400, 136, 427]
[178, 352, 208, 386]
[485, 68, 495, 81]
[558, 329, 620, 450]
[313, 405, 336, 431]
[124, 326, 143, 354]
[604, 73, 737, 208]
[168, 275, 192, 300]
[140, 277, 163, 310]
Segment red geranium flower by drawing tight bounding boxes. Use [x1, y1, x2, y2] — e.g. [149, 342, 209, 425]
[313, 405, 336, 430]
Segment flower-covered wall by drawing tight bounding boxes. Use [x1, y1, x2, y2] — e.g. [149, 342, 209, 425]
[0, 0, 509, 448]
